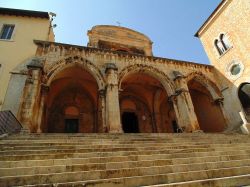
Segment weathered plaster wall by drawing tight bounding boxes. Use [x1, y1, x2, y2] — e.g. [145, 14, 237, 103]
[0, 15, 53, 110]
[1, 74, 26, 115]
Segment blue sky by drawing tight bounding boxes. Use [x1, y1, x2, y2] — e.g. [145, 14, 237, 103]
[0, 0, 221, 64]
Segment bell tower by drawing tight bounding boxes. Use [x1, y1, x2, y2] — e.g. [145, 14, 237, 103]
[195, 0, 250, 122]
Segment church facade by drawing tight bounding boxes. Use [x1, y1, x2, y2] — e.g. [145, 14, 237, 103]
[0, 0, 249, 134]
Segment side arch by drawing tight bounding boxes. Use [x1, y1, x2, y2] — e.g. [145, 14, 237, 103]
[186, 72, 227, 132]
[186, 72, 223, 99]
[118, 64, 175, 96]
[46, 56, 105, 90]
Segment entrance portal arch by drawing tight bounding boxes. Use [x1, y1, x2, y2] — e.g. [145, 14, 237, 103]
[42, 65, 99, 133]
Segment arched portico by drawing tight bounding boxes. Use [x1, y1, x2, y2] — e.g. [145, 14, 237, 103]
[118, 65, 177, 133]
[187, 73, 227, 132]
[118, 64, 175, 96]
[42, 65, 99, 133]
[34, 57, 106, 133]
[46, 56, 105, 90]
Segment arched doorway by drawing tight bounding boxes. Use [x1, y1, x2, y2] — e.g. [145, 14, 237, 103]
[238, 83, 250, 121]
[42, 65, 99, 133]
[122, 112, 139, 133]
[119, 72, 176, 133]
[187, 78, 226, 132]
[64, 106, 80, 133]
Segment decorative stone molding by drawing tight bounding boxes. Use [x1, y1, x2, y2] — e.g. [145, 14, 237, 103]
[172, 71, 186, 81]
[118, 64, 175, 96]
[186, 71, 223, 99]
[45, 56, 106, 90]
[27, 58, 43, 69]
[105, 63, 118, 73]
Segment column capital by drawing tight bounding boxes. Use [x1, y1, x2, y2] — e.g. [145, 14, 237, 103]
[27, 58, 43, 70]
[172, 71, 186, 81]
[105, 63, 118, 73]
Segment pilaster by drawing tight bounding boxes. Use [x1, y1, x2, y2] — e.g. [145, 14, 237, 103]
[105, 63, 123, 133]
[36, 84, 49, 133]
[20, 59, 43, 132]
[97, 89, 106, 133]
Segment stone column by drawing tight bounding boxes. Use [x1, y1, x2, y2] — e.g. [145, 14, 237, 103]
[36, 84, 49, 133]
[171, 72, 200, 132]
[20, 59, 43, 132]
[97, 89, 106, 133]
[105, 63, 123, 133]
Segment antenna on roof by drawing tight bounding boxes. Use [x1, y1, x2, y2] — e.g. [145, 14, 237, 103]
[49, 12, 56, 22]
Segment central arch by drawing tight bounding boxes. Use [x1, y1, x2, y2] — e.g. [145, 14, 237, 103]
[119, 67, 177, 133]
[42, 64, 100, 133]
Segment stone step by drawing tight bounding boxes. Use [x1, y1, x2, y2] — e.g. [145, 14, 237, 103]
[15, 174, 250, 187]
[2, 135, 249, 141]
[1, 133, 249, 186]
[1, 144, 250, 158]
[7, 133, 246, 137]
[2, 165, 250, 187]
[1, 147, 250, 161]
[1, 143, 249, 155]
[141, 174, 250, 187]
[1, 141, 249, 147]
[4, 134, 249, 141]
[1, 152, 249, 169]
[1, 142, 250, 151]
[0, 146, 218, 156]
[1, 156, 250, 177]
[3, 134, 249, 141]
[2, 134, 250, 141]
[2, 140, 250, 148]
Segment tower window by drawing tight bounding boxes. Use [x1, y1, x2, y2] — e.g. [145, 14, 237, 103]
[214, 39, 224, 55]
[220, 34, 231, 50]
[0, 24, 15, 40]
[214, 33, 232, 56]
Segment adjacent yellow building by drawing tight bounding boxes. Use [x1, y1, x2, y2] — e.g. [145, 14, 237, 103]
[0, 7, 54, 113]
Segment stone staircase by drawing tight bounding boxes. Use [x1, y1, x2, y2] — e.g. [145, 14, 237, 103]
[0, 133, 250, 187]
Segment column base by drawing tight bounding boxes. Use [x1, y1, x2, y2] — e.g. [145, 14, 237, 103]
[192, 129, 204, 133]
[109, 127, 124, 133]
[241, 123, 250, 135]
[20, 128, 30, 134]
